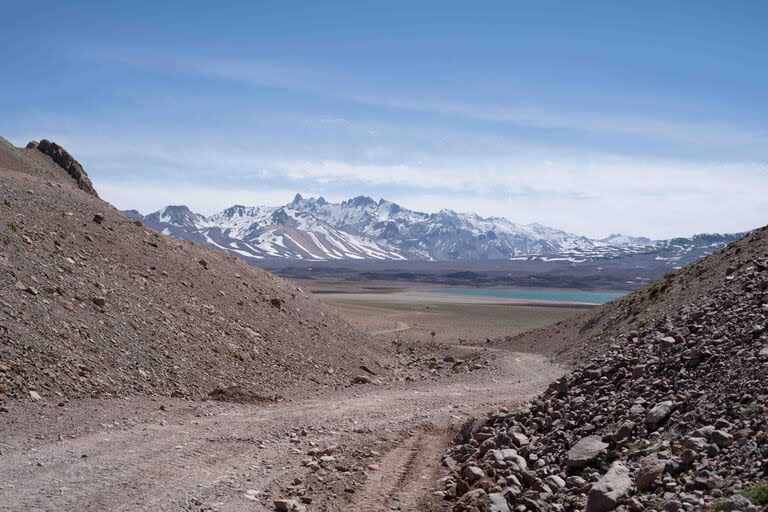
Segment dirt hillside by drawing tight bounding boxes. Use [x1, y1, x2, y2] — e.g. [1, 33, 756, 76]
[508, 226, 768, 364]
[0, 136, 388, 403]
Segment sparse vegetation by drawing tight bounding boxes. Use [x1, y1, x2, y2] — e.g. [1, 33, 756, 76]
[647, 278, 671, 298]
[742, 482, 768, 505]
[741, 403, 764, 418]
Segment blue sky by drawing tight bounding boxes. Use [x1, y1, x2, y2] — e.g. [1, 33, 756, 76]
[2, 1, 766, 238]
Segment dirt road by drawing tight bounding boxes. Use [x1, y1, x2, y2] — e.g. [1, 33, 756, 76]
[0, 344, 561, 512]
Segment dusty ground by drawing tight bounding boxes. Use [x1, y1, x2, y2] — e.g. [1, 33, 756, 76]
[320, 285, 588, 346]
[0, 290, 580, 512]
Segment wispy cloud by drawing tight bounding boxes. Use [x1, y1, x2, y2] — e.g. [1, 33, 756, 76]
[349, 95, 767, 151]
[89, 51, 768, 155]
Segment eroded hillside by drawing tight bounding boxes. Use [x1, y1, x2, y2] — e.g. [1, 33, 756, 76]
[0, 137, 387, 403]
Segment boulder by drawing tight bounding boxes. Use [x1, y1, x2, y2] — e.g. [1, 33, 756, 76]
[566, 435, 608, 469]
[710, 429, 733, 447]
[463, 465, 485, 482]
[613, 420, 636, 443]
[488, 492, 511, 512]
[636, 455, 665, 491]
[646, 400, 675, 427]
[586, 462, 633, 512]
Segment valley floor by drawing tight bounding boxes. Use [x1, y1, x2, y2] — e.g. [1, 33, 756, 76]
[0, 289, 579, 511]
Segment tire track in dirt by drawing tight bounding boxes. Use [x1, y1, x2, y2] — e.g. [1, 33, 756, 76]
[371, 321, 411, 336]
[352, 426, 449, 511]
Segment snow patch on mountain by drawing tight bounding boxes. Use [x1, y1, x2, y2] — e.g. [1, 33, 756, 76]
[125, 196, 744, 263]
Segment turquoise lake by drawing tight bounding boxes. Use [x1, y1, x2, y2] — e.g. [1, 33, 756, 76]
[433, 288, 627, 304]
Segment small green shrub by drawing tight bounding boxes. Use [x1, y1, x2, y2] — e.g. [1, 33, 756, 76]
[742, 482, 768, 505]
[742, 404, 763, 418]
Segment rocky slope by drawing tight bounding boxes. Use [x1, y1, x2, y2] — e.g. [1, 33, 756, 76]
[440, 227, 768, 511]
[0, 137, 387, 403]
[508, 228, 768, 365]
[125, 197, 743, 263]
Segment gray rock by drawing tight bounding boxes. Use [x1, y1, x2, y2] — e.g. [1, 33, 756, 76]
[722, 494, 753, 511]
[545, 475, 566, 489]
[506, 453, 528, 471]
[567, 435, 608, 469]
[710, 429, 733, 447]
[659, 336, 677, 349]
[646, 400, 675, 427]
[488, 492, 511, 512]
[586, 462, 633, 512]
[680, 448, 697, 465]
[463, 465, 485, 482]
[690, 425, 716, 439]
[613, 420, 636, 443]
[456, 488, 488, 508]
[684, 436, 707, 450]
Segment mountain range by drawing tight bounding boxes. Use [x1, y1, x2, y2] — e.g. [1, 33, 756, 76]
[124, 194, 744, 266]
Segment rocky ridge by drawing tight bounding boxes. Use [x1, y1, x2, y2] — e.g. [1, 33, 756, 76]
[126, 198, 743, 263]
[26, 139, 98, 197]
[439, 228, 768, 511]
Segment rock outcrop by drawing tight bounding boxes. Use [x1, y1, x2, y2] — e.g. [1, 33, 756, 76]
[441, 227, 768, 511]
[26, 139, 98, 196]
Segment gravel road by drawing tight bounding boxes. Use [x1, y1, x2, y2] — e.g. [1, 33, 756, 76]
[0, 347, 562, 511]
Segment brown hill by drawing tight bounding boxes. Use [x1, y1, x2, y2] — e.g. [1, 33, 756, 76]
[0, 136, 387, 403]
[507, 225, 768, 364]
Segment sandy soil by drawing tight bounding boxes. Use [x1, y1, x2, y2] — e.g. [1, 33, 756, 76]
[0, 289, 581, 511]
[321, 287, 586, 346]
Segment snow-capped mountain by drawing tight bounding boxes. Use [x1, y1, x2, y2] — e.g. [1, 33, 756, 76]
[123, 195, 744, 264]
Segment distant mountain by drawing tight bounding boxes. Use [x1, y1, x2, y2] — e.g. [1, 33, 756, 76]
[123, 195, 745, 265]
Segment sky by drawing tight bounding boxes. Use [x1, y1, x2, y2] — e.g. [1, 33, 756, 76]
[1, 1, 766, 238]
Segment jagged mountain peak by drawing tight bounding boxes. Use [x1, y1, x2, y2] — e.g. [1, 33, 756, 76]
[600, 233, 654, 246]
[144, 205, 205, 228]
[343, 195, 377, 208]
[126, 194, 747, 263]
